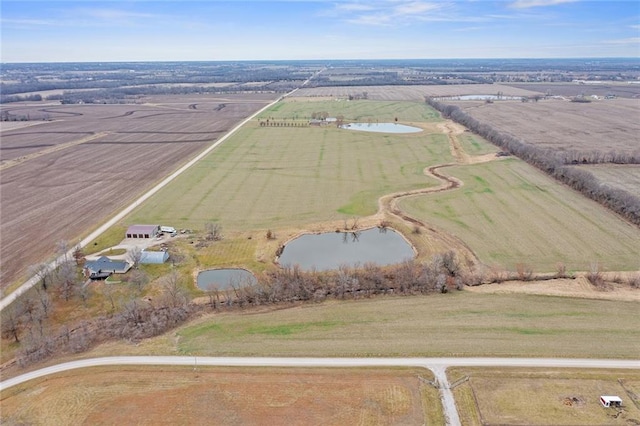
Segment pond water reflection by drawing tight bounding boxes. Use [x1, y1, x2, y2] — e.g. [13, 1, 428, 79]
[342, 122, 422, 133]
[278, 228, 415, 271]
[197, 268, 257, 291]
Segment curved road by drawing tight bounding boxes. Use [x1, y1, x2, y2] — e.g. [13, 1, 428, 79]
[2, 356, 638, 425]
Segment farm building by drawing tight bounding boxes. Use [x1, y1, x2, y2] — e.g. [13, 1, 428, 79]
[125, 224, 160, 239]
[600, 396, 622, 407]
[140, 250, 169, 264]
[84, 256, 131, 279]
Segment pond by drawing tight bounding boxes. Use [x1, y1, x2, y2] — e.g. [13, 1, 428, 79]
[278, 228, 415, 271]
[341, 122, 422, 134]
[197, 268, 257, 291]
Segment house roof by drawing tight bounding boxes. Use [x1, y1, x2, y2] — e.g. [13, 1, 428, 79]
[85, 256, 131, 273]
[126, 224, 159, 235]
[140, 250, 169, 264]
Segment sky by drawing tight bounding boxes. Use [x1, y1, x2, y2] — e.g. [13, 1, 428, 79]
[1, 0, 639, 62]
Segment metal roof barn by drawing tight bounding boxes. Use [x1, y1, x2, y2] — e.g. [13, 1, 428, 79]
[125, 224, 160, 239]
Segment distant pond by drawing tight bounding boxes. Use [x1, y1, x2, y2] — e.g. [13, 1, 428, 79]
[197, 268, 257, 291]
[342, 122, 422, 134]
[278, 228, 415, 271]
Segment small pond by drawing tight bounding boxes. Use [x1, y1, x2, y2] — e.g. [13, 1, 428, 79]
[278, 228, 415, 271]
[197, 268, 257, 291]
[342, 122, 422, 134]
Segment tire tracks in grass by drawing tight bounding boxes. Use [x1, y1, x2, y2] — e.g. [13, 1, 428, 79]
[376, 120, 501, 267]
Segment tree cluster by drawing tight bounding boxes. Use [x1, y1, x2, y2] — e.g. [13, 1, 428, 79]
[425, 98, 640, 225]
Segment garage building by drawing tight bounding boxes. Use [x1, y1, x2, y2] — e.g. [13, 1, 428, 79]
[125, 224, 160, 239]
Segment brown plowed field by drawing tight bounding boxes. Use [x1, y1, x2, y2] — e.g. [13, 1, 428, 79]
[0, 94, 278, 289]
[503, 82, 640, 98]
[451, 98, 640, 154]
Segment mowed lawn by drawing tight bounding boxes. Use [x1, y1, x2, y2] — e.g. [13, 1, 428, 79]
[127, 100, 449, 230]
[399, 158, 640, 272]
[176, 293, 640, 359]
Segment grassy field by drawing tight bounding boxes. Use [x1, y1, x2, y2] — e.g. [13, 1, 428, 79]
[172, 293, 640, 359]
[0, 366, 441, 425]
[399, 158, 640, 272]
[582, 164, 640, 198]
[450, 367, 640, 425]
[126, 101, 450, 231]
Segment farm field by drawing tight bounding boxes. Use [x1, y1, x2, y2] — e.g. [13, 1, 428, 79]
[451, 367, 640, 425]
[169, 293, 640, 359]
[0, 366, 441, 425]
[451, 98, 640, 154]
[293, 83, 543, 101]
[0, 94, 278, 289]
[124, 99, 451, 232]
[399, 158, 640, 272]
[581, 164, 640, 198]
[503, 81, 640, 98]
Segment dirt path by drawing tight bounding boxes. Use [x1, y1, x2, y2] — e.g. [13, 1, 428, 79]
[0, 131, 110, 171]
[371, 119, 502, 268]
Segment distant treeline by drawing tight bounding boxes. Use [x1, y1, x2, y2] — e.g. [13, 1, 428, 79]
[426, 97, 640, 226]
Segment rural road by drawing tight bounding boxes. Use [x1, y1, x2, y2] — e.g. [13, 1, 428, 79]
[2, 356, 638, 425]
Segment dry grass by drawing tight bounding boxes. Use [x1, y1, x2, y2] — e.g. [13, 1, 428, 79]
[168, 292, 640, 359]
[0, 366, 436, 425]
[399, 158, 640, 271]
[582, 164, 640, 198]
[449, 368, 640, 425]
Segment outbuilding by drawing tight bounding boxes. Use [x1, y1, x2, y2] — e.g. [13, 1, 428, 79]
[140, 250, 169, 264]
[125, 224, 160, 239]
[600, 396, 622, 407]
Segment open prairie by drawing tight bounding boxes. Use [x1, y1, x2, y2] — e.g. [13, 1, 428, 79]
[581, 164, 640, 198]
[124, 100, 450, 231]
[451, 98, 640, 154]
[171, 293, 640, 359]
[293, 83, 543, 101]
[399, 158, 640, 271]
[451, 368, 640, 426]
[0, 94, 277, 289]
[0, 366, 440, 425]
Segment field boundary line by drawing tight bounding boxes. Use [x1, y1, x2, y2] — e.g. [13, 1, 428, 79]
[0, 95, 284, 311]
[0, 131, 110, 171]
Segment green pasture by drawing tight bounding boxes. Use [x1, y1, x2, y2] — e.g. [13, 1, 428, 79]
[457, 132, 499, 156]
[399, 158, 640, 272]
[126, 106, 450, 232]
[177, 292, 640, 359]
[260, 99, 441, 123]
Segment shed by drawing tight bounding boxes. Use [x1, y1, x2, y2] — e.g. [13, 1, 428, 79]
[600, 396, 622, 407]
[84, 256, 131, 278]
[126, 224, 160, 239]
[140, 250, 169, 264]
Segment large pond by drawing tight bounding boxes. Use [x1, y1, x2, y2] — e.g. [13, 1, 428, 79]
[278, 228, 415, 271]
[342, 122, 422, 133]
[197, 268, 257, 291]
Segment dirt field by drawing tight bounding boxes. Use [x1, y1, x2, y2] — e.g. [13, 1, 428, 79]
[451, 98, 640, 154]
[0, 366, 439, 425]
[503, 82, 640, 98]
[451, 368, 640, 426]
[0, 94, 278, 289]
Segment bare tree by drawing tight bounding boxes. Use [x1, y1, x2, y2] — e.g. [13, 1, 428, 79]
[161, 272, 189, 307]
[127, 246, 143, 269]
[129, 269, 149, 294]
[29, 263, 51, 291]
[205, 222, 223, 241]
[56, 260, 78, 301]
[1, 306, 22, 343]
